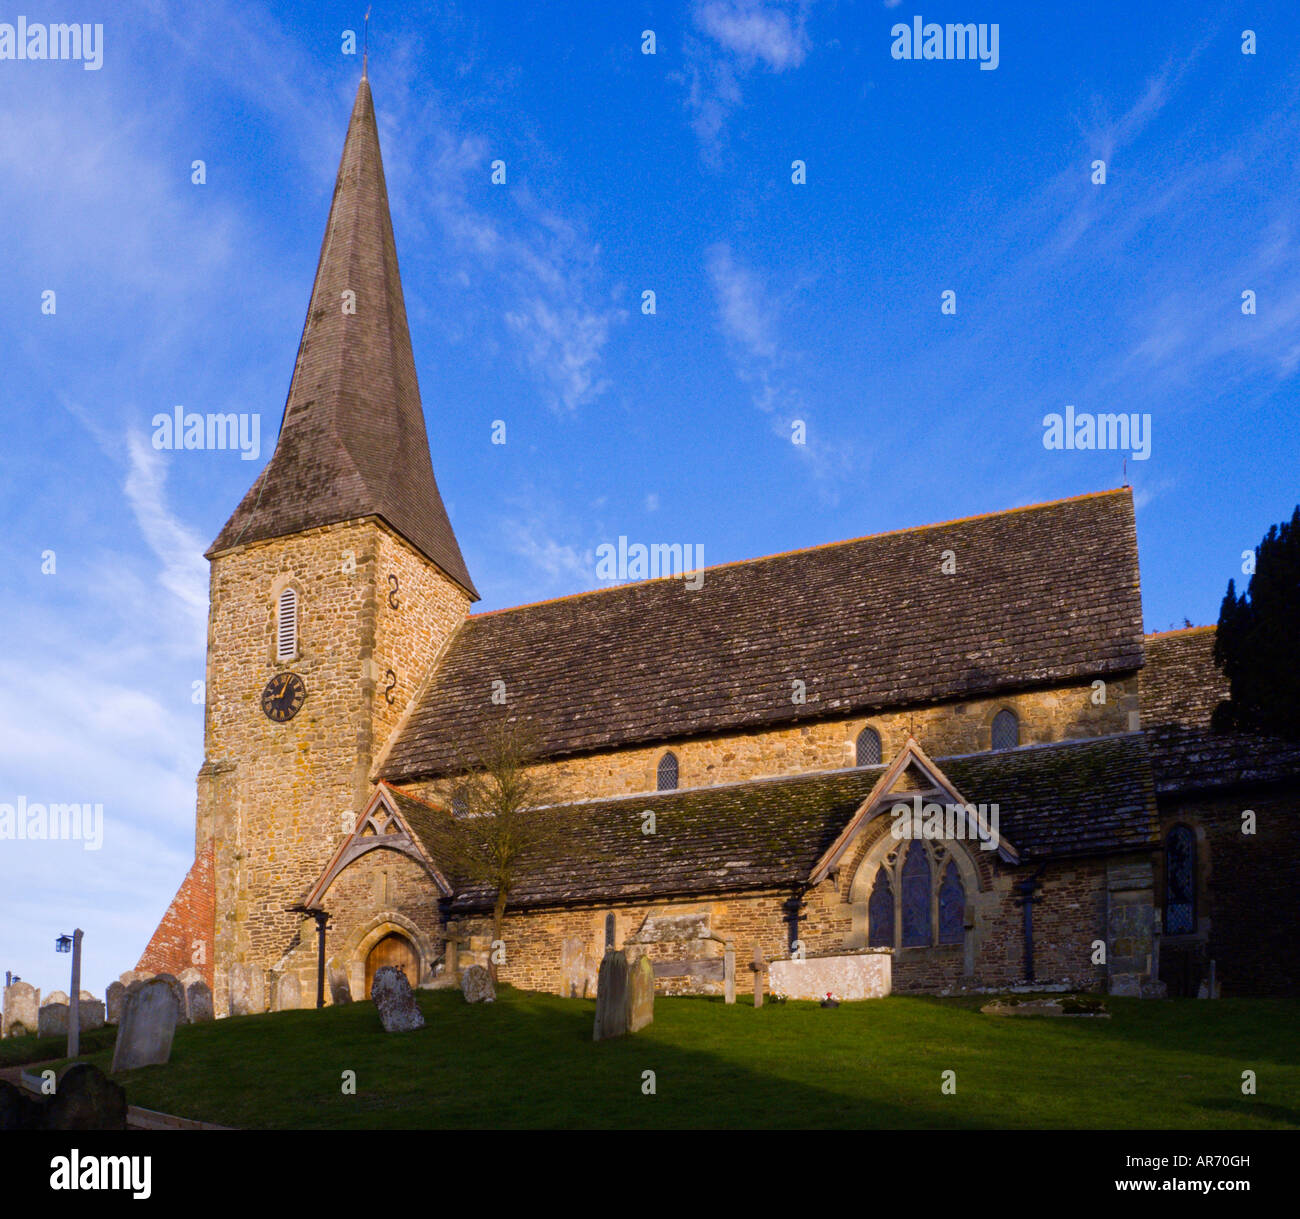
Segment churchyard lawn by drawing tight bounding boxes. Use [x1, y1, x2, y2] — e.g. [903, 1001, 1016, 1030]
[17, 989, 1299, 1129]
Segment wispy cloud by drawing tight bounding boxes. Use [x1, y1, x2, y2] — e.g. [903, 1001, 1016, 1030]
[705, 242, 852, 492]
[368, 63, 627, 414]
[682, 0, 812, 158]
[124, 434, 210, 630]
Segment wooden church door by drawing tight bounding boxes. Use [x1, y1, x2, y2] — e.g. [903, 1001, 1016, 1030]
[365, 932, 420, 998]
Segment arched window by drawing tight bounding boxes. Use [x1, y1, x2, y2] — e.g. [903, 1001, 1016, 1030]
[991, 708, 1019, 751]
[276, 587, 298, 661]
[1164, 825, 1196, 935]
[856, 727, 882, 767]
[900, 844, 932, 947]
[862, 844, 970, 952]
[938, 861, 965, 944]
[656, 751, 678, 791]
[867, 868, 894, 948]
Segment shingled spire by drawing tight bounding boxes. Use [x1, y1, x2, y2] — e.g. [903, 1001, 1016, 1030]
[208, 76, 477, 599]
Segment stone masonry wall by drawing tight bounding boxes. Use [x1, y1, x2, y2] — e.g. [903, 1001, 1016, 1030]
[407, 676, 1138, 808]
[201, 516, 469, 1014]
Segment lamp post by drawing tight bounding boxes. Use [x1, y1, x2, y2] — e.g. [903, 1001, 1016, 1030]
[55, 929, 83, 1057]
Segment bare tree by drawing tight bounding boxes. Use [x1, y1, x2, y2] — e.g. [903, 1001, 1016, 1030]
[436, 723, 562, 980]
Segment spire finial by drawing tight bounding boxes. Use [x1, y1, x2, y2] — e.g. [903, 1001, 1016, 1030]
[362, 6, 371, 79]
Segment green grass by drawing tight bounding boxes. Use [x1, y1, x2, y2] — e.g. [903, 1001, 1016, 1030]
[32, 989, 1300, 1129]
[0, 1024, 116, 1069]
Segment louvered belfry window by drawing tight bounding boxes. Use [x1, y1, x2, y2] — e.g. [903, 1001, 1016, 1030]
[277, 587, 298, 661]
[657, 751, 678, 791]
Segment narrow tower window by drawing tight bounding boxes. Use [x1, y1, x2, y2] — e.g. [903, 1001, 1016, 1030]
[657, 751, 678, 791]
[1164, 825, 1196, 935]
[991, 708, 1019, 751]
[856, 727, 882, 767]
[277, 587, 298, 661]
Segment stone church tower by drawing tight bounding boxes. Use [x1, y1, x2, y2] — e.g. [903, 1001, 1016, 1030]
[196, 73, 477, 1012]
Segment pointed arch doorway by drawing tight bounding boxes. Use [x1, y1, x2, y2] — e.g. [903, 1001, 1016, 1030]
[364, 931, 420, 998]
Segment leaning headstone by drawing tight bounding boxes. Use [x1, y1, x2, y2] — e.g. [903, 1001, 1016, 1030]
[38, 1002, 69, 1039]
[371, 966, 425, 1033]
[186, 980, 214, 1023]
[3, 981, 39, 1038]
[111, 977, 180, 1071]
[275, 972, 301, 1012]
[45, 1063, 127, 1131]
[628, 953, 654, 1033]
[77, 993, 106, 1031]
[593, 949, 630, 1041]
[328, 962, 352, 1006]
[151, 973, 188, 1024]
[460, 964, 495, 1004]
[105, 982, 125, 1025]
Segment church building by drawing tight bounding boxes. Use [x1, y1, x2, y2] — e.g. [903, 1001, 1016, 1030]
[136, 75, 1300, 1010]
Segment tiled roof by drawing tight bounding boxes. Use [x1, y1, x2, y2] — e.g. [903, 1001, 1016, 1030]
[382, 490, 1143, 780]
[209, 77, 476, 598]
[1141, 627, 1300, 795]
[394, 735, 1157, 913]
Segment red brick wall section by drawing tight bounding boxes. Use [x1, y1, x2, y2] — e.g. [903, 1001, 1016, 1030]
[136, 843, 216, 988]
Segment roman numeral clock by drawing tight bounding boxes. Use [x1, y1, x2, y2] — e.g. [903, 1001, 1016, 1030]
[261, 672, 306, 722]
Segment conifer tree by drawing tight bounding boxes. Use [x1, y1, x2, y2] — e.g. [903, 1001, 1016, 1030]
[1212, 506, 1300, 740]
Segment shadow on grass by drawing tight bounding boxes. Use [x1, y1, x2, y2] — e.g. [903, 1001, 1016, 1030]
[48, 989, 1300, 1131]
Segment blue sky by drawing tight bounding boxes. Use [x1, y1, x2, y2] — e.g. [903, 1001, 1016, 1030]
[1, 0, 1297, 999]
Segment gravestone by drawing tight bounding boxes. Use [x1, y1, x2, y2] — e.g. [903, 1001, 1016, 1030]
[3, 981, 39, 1038]
[561, 936, 597, 999]
[592, 949, 630, 1041]
[628, 953, 654, 1032]
[111, 977, 179, 1071]
[38, 1002, 69, 1039]
[371, 966, 425, 1032]
[460, 964, 495, 1004]
[328, 962, 352, 1005]
[77, 992, 106, 1031]
[752, 945, 765, 1009]
[228, 963, 262, 1016]
[105, 982, 125, 1025]
[330, 966, 356, 1003]
[45, 1063, 127, 1130]
[152, 973, 187, 1024]
[45, 989, 69, 1006]
[275, 972, 301, 1012]
[186, 980, 214, 1023]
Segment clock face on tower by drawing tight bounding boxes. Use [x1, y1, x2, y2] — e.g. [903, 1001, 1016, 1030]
[261, 672, 307, 722]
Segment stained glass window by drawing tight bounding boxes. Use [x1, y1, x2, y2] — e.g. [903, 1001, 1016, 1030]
[856, 727, 882, 767]
[901, 844, 932, 947]
[868, 867, 894, 947]
[991, 709, 1019, 751]
[1165, 825, 1196, 935]
[657, 752, 678, 791]
[938, 861, 965, 944]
